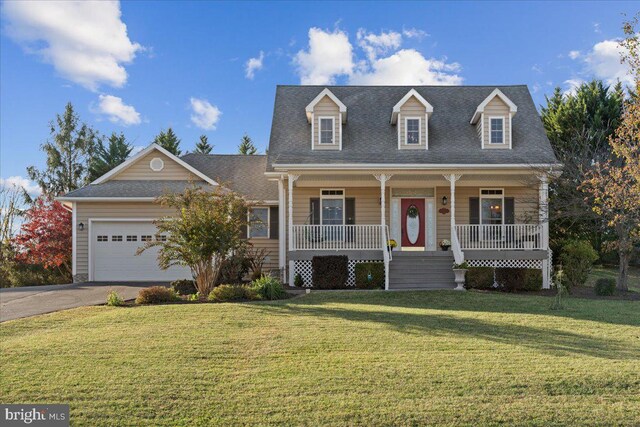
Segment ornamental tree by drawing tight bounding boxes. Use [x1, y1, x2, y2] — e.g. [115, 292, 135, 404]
[12, 197, 72, 277]
[137, 185, 249, 298]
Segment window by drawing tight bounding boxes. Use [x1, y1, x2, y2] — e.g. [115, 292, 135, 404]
[490, 117, 504, 144]
[141, 235, 152, 242]
[320, 189, 344, 225]
[126, 235, 137, 242]
[97, 235, 108, 242]
[156, 235, 167, 242]
[319, 117, 334, 144]
[405, 118, 420, 144]
[111, 235, 123, 242]
[248, 207, 269, 238]
[480, 189, 504, 225]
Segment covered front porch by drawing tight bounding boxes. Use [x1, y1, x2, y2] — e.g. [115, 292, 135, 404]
[272, 170, 551, 289]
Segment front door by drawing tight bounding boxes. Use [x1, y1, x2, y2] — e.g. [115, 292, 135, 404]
[401, 198, 425, 248]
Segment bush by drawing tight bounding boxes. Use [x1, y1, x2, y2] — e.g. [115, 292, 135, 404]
[312, 255, 349, 289]
[218, 248, 252, 284]
[251, 275, 286, 300]
[559, 240, 598, 290]
[523, 269, 543, 291]
[354, 262, 384, 289]
[135, 286, 180, 304]
[465, 267, 494, 289]
[106, 290, 125, 307]
[294, 273, 304, 288]
[171, 279, 197, 295]
[0, 259, 69, 288]
[594, 278, 616, 296]
[209, 284, 257, 302]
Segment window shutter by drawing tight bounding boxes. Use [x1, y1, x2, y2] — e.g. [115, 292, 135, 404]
[345, 198, 356, 225]
[310, 198, 320, 225]
[240, 207, 248, 239]
[504, 198, 515, 224]
[469, 198, 480, 224]
[269, 206, 279, 239]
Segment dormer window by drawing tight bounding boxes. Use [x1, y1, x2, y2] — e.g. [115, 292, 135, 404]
[406, 118, 420, 144]
[490, 117, 504, 144]
[319, 117, 335, 144]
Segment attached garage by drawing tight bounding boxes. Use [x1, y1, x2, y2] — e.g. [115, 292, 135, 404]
[90, 220, 191, 282]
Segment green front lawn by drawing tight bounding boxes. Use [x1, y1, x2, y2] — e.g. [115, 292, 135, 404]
[587, 265, 640, 292]
[2, 291, 639, 426]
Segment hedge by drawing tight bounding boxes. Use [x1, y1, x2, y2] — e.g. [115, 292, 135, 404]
[312, 255, 349, 289]
[354, 262, 384, 289]
[465, 267, 542, 292]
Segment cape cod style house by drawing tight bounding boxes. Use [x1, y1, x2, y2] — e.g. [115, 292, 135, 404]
[59, 85, 560, 289]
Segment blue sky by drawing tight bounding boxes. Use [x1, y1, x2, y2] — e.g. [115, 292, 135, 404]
[1, 1, 637, 194]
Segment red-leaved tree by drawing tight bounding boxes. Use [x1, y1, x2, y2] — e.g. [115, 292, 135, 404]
[12, 197, 72, 278]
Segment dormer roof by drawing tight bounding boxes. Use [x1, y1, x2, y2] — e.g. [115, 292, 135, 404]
[390, 89, 434, 124]
[305, 88, 347, 123]
[470, 88, 517, 124]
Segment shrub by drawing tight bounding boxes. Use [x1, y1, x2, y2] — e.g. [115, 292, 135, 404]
[294, 273, 304, 288]
[0, 259, 69, 288]
[559, 240, 598, 290]
[465, 267, 494, 289]
[312, 255, 349, 289]
[251, 275, 286, 300]
[218, 248, 252, 284]
[106, 290, 125, 307]
[523, 269, 543, 291]
[171, 279, 197, 295]
[594, 278, 616, 296]
[135, 286, 179, 304]
[354, 262, 384, 289]
[209, 284, 254, 302]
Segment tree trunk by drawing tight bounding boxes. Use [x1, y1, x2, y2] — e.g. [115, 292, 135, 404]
[618, 250, 630, 292]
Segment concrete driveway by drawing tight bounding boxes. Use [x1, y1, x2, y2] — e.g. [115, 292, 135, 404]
[0, 282, 168, 322]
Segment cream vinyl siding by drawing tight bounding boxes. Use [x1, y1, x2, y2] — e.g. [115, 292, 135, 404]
[312, 96, 341, 150]
[398, 96, 427, 149]
[435, 186, 539, 241]
[481, 97, 511, 149]
[75, 202, 279, 278]
[112, 151, 198, 180]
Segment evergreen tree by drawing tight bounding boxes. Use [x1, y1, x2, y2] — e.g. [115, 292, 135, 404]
[88, 132, 133, 181]
[153, 127, 181, 155]
[195, 135, 213, 154]
[27, 102, 98, 196]
[237, 133, 258, 155]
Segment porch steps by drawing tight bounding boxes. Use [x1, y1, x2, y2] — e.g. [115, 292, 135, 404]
[388, 251, 456, 289]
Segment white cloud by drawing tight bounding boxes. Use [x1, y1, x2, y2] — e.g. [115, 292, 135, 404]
[294, 27, 354, 84]
[95, 94, 141, 125]
[584, 39, 633, 87]
[357, 29, 402, 61]
[531, 64, 543, 73]
[593, 23, 602, 34]
[0, 176, 41, 196]
[245, 51, 265, 79]
[568, 50, 581, 60]
[2, 0, 142, 91]
[189, 98, 221, 130]
[402, 28, 429, 40]
[351, 49, 462, 85]
[294, 27, 462, 86]
[563, 78, 586, 96]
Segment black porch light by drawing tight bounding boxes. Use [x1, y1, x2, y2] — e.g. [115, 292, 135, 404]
[442, 196, 448, 206]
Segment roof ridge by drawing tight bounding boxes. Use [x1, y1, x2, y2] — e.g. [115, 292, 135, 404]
[276, 84, 529, 88]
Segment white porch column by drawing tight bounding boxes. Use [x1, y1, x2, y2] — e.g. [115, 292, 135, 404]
[539, 174, 551, 289]
[287, 174, 299, 285]
[278, 176, 286, 281]
[444, 174, 462, 230]
[374, 174, 392, 229]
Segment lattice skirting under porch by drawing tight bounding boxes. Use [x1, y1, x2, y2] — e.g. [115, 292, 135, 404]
[294, 259, 383, 287]
[466, 259, 543, 269]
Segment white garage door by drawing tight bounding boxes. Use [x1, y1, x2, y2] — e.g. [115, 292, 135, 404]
[91, 221, 191, 281]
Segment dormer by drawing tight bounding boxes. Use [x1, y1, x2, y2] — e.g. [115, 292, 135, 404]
[306, 88, 346, 151]
[390, 89, 433, 150]
[470, 88, 517, 149]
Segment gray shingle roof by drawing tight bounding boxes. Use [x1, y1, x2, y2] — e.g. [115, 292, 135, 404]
[266, 85, 558, 171]
[63, 155, 278, 201]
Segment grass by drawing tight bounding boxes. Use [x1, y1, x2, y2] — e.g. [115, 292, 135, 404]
[1, 291, 639, 426]
[586, 265, 640, 292]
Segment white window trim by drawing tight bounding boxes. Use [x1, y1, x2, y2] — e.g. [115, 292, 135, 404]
[320, 188, 345, 225]
[479, 188, 504, 225]
[318, 116, 335, 145]
[488, 116, 505, 145]
[248, 206, 270, 239]
[404, 116, 421, 145]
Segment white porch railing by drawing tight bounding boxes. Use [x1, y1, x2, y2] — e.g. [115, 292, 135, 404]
[455, 224, 544, 250]
[291, 225, 385, 251]
[450, 226, 464, 265]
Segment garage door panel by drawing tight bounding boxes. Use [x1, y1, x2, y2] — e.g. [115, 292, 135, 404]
[92, 221, 191, 281]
